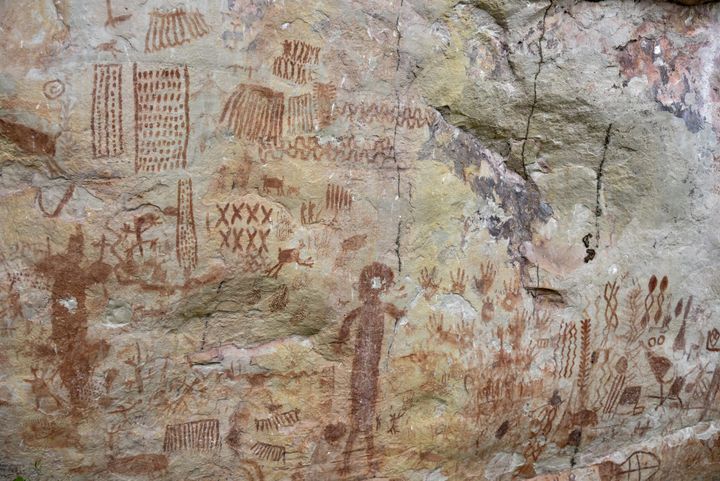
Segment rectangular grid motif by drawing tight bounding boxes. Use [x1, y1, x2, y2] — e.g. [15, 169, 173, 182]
[176, 178, 198, 275]
[287, 93, 313, 135]
[133, 64, 190, 173]
[163, 419, 220, 452]
[91, 64, 124, 158]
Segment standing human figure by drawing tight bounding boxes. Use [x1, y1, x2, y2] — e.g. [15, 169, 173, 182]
[35, 225, 112, 410]
[335, 262, 405, 475]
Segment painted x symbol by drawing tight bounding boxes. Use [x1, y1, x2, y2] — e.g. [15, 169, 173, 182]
[246, 228, 258, 252]
[215, 203, 231, 228]
[246, 203, 259, 224]
[231, 202, 244, 225]
[219, 228, 231, 248]
[261, 205, 273, 224]
[232, 228, 244, 253]
[258, 228, 270, 254]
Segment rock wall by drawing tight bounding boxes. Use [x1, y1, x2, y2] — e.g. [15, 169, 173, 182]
[1, 1, 720, 480]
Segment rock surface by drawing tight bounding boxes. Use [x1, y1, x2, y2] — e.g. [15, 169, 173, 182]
[1, 0, 720, 480]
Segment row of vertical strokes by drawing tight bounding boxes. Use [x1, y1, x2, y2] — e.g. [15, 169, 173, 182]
[287, 94, 313, 135]
[272, 57, 310, 85]
[280, 40, 320, 64]
[326, 184, 352, 211]
[220, 84, 284, 145]
[255, 408, 300, 431]
[91, 64, 124, 158]
[145, 9, 210, 53]
[163, 419, 220, 452]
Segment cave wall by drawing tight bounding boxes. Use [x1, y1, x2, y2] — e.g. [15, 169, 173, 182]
[1, 1, 720, 480]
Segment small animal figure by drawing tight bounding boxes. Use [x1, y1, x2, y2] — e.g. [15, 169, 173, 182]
[95, 39, 124, 58]
[262, 175, 285, 195]
[265, 241, 313, 278]
[341, 234, 368, 252]
[334, 234, 368, 269]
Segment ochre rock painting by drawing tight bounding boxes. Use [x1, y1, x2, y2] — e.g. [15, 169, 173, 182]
[1, 1, 720, 480]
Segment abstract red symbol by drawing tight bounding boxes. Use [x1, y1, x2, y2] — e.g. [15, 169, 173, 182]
[255, 409, 300, 432]
[313, 82, 336, 129]
[104, 0, 132, 28]
[163, 419, 220, 452]
[557, 321, 577, 379]
[145, 8, 210, 53]
[272, 40, 320, 85]
[176, 178, 198, 276]
[212, 198, 275, 272]
[133, 64, 190, 172]
[613, 450, 660, 481]
[250, 441, 286, 462]
[220, 84, 284, 145]
[326, 184, 352, 212]
[43, 79, 65, 100]
[287, 93, 313, 135]
[36, 184, 75, 218]
[336, 101, 436, 129]
[707, 328, 720, 352]
[258, 135, 395, 165]
[91, 64, 124, 158]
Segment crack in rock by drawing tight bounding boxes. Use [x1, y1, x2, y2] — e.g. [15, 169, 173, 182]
[520, 0, 554, 180]
[595, 123, 613, 250]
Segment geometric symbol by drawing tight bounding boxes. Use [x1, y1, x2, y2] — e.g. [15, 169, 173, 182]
[145, 9, 210, 53]
[133, 64, 190, 173]
[163, 419, 220, 452]
[220, 84, 284, 146]
[176, 178, 198, 275]
[91, 64, 124, 158]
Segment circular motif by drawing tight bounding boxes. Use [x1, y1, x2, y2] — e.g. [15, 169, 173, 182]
[43, 79, 65, 100]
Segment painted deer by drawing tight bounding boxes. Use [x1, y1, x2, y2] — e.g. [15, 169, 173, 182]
[265, 241, 313, 278]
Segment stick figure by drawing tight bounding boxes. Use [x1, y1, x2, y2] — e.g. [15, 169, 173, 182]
[335, 263, 405, 475]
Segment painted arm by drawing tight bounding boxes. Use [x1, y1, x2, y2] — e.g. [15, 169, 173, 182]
[34, 254, 59, 280]
[336, 307, 360, 347]
[384, 303, 406, 320]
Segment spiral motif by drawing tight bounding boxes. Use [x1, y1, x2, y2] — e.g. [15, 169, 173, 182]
[43, 79, 65, 100]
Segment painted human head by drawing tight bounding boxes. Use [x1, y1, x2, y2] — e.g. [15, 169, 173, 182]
[358, 262, 394, 300]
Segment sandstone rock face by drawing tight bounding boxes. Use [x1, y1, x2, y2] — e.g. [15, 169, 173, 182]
[1, 1, 720, 480]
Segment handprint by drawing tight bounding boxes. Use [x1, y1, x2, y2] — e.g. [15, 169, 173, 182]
[501, 277, 522, 312]
[449, 268, 467, 295]
[473, 261, 497, 296]
[418, 266, 441, 300]
[482, 299, 495, 322]
[428, 312, 445, 332]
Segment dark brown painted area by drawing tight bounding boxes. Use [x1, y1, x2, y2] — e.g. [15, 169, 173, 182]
[0, 118, 57, 156]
